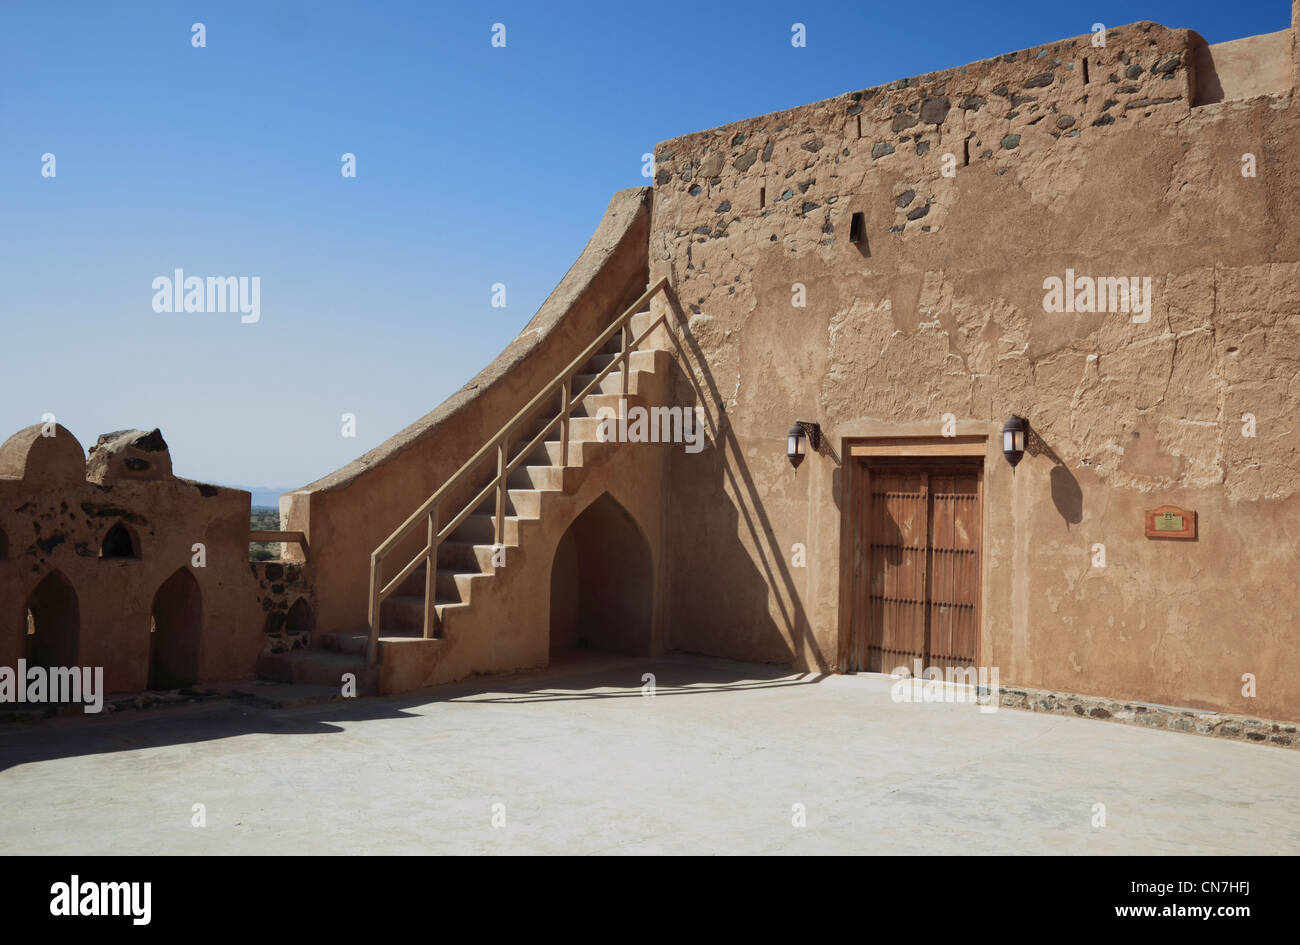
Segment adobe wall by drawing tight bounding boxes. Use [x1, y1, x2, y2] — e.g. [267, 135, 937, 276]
[0, 425, 266, 692]
[375, 433, 675, 692]
[649, 18, 1300, 720]
[287, 187, 654, 635]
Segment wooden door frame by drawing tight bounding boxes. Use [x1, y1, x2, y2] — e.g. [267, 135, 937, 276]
[836, 437, 988, 673]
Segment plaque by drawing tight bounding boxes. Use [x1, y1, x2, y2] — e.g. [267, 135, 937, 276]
[1144, 505, 1196, 539]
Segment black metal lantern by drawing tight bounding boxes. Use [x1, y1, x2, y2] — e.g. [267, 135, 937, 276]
[1002, 415, 1028, 467]
[787, 421, 821, 469]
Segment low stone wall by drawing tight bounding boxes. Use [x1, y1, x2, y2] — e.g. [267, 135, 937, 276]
[1000, 685, 1299, 750]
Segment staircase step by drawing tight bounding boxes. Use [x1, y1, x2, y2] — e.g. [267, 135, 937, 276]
[530, 439, 585, 467]
[576, 391, 644, 417]
[585, 349, 659, 373]
[450, 513, 521, 545]
[436, 568, 492, 601]
[381, 593, 457, 632]
[472, 488, 543, 519]
[256, 649, 375, 690]
[322, 629, 425, 657]
[436, 540, 496, 572]
[506, 464, 568, 491]
[628, 310, 658, 337]
[321, 631, 370, 656]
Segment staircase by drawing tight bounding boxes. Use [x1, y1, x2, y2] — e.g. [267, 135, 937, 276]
[258, 279, 674, 694]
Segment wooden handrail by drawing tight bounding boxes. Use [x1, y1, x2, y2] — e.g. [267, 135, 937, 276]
[365, 277, 669, 663]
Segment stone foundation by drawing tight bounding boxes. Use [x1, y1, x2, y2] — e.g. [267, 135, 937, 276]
[999, 685, 1299, 749]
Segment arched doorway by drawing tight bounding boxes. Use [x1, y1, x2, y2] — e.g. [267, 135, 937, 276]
[23, 571, 80, 672]
[149, 568, 202, 689]
[549, 493, 653, 654]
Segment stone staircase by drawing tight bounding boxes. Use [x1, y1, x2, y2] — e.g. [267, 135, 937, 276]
[257, 309, 672, 694]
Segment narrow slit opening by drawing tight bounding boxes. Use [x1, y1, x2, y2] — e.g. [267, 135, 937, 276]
[849, 211, 865, 244]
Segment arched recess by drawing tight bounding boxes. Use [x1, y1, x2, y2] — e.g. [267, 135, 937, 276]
[149, 568, 202, 689]
[0, 526, 8, 560]
[23, 570, 81, 672]
[549, 492, 653, 654]
[285, 597, 315, 637]
[100, 521, 140, 559]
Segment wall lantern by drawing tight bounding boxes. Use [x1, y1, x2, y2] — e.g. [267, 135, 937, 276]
[1002, 415, 1028, 468]
[787, 421, 821, 469]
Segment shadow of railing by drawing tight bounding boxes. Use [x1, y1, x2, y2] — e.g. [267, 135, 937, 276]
[658, 283, 830, 670]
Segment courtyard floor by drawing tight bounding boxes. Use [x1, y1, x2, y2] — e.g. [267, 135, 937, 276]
[1, 654, 1297, 855]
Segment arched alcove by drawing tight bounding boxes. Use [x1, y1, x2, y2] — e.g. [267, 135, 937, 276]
[23, 570, 81, 672]
[148, 568, 202, 689]
[285, 597, 315, 637]
[549, 493, 653, 654]
[100, 521, 140, 559]
[0, 526, 8, 560]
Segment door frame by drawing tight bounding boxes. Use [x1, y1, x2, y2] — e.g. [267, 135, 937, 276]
[836, 436, 989, 674]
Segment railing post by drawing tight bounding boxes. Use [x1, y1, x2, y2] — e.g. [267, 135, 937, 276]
[366, 553, 380, 664]
[560, 378, 570, 468]
[423, 507, 439, 639]
[620, 321, 630, 398]
[494, 439, 506, 547]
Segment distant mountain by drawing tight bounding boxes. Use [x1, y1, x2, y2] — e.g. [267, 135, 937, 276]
[221, 484, 294, 509]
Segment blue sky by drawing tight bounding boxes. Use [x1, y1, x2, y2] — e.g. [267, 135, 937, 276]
[0, 0, 1288, 489]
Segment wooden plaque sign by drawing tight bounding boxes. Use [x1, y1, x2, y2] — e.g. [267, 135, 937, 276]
[1144, 505, 1196, 539]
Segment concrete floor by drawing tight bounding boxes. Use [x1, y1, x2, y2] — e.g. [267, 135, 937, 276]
[2, 654, 1298, 855]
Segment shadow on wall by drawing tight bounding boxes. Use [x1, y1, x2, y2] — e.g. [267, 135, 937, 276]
[549, 492, 653, 655]
[661, 286, 824, 669]
[1027, 427, 1083, 528]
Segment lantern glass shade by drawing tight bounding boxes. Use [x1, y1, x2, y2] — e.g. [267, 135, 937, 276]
[787, 423, 806, 468]
[1002, 415, 1028, 467]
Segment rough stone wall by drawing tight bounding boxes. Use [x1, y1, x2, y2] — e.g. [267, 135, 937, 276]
[251, 560, 314, 653]
[0, 424, 266, 692]
[649, 19, 1300, 720]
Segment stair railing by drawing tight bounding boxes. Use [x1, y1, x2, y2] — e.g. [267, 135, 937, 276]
[365, 276, 669, 663]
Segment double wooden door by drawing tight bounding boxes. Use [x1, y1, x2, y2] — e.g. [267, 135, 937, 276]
[849, 461, 982, 673]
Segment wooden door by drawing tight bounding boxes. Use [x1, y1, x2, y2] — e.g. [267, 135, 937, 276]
[852, 461, 981, 673]
[925, 470, 981, 673]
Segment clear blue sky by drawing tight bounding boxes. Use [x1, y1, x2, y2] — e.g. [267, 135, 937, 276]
[0, 0, 1288, 489]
